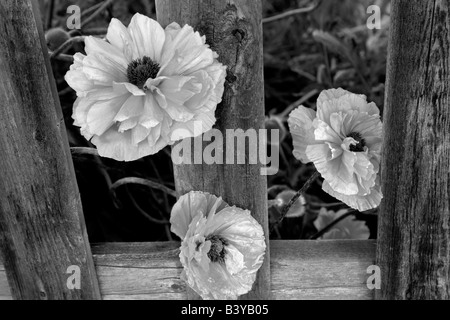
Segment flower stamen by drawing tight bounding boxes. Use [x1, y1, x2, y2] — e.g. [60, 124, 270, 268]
[347, 132, 366, 152]
[206, 235, 228, 264]
[127, 56, 160, 89]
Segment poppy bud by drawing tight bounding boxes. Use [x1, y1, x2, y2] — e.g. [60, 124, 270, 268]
[275, 190, 306, 218]
[45, 28, 70, 51]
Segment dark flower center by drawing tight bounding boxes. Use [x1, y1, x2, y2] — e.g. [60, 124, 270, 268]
[127, 56, 160, 89]
[347, 132, 366, 152]
[206, 235, 228, 264]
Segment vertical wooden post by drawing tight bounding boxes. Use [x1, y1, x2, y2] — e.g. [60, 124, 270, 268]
[377, 0, 450, 299]
[156, 0, 270, 299]
[0, 1, 101, 299]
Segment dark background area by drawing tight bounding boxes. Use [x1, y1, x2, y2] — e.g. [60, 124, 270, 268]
[41, 0, 390, 242]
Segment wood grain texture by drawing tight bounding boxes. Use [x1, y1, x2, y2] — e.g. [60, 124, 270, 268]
[0, 265, 12, 300]
[155, 0, 269, 300]
[0, 241, 376, 300]
[377, 0, 450, 299]
[0, 1, 100, 299]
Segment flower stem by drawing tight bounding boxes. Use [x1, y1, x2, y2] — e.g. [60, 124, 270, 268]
[81, 1, 106, 19]
[111, 177, 178, 199]
[262, 0, 320, 24]
[46, 0, 55, 30]
[279, 89, 319, 118]
[51, 53, 74, 63]
[270, 170, 320, 235]
[71, 147, 99, 156]
[127, 190, 169, 225]
[49, 36, 85, 60]
[309, 201, 344, 208]
[309, 210, 356, 240]
[77, 27, 108, 36]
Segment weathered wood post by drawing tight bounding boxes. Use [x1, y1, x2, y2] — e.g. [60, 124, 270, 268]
[377, 0, 450, 299]
[156, 0, 270, 299]
[0, 1, 100, 299]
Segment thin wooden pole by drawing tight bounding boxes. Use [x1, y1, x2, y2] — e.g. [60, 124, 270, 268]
[377, 0, 450, 299]
[156, 0, 270, 300]
[0, 1, 100, 299]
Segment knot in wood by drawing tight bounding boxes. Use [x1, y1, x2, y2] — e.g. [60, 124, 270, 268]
[232, 28, 246, 43]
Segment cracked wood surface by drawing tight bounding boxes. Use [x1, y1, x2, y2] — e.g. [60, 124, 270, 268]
[377, 0, 450, 299]
[0, 241, 376, 300]
[155, 0, 269, 300]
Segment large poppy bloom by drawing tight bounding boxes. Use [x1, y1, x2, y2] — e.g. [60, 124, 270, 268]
[288, 88, 383, 211]
[65, 13, 226, 161]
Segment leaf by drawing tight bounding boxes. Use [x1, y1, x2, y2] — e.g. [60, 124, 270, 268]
[312, 30, 365, 75]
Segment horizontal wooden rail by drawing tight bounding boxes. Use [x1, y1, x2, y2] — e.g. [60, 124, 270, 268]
[0, 240, 376, 300]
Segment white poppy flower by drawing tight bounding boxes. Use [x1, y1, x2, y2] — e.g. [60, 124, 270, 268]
[288, 88, 383, 211]
[170, 191, 266, 300]
[65, 13, 226, 161]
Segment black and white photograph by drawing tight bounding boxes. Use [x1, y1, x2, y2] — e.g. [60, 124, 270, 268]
[0, 0, 449, 307]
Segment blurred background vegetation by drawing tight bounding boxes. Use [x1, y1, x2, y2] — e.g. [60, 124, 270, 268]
[40, 0, 390, 243]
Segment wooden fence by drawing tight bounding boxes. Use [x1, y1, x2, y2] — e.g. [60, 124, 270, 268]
[0, 0, 449, 300]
